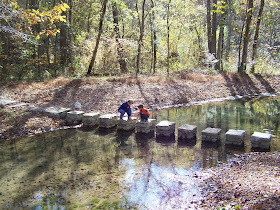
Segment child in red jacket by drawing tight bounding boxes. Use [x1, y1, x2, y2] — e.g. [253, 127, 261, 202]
[137, 104, 150, 122]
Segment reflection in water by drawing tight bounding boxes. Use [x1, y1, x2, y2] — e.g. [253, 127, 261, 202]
[119, 160, 206, 209]
[0, 96, 280, 209]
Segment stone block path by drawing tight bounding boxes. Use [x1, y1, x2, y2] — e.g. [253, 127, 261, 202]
[225, 129, 246, 146]
[0, 96, 274, 150]
[251, 132, 272, 149]
[202, 127, 222, 143]
[178, 124, 197, 140]
[156, 120, 176, 137]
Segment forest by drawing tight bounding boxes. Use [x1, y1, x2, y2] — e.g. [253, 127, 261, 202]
[0, 0, 279, 81]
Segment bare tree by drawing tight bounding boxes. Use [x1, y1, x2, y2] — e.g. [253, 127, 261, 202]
[251, 0, 265, 74]
[206, 0, 212, 53]
[167, 0, 171, 77]
[216, 0, 227, 71]
[238, 0, 253, 73]
[87, 0, 109, 76]
[211, 0, 217, 56]
[150, 0, 157, 74]
[136, 0, 147, 76]
[112, 1, 128, 74]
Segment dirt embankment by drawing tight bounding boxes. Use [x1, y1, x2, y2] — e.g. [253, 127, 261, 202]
[1, 72, 280, 140]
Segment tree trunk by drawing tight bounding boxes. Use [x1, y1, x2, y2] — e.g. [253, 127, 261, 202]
[87, 0, 108, 75]
[112, 2, 128, 74]
[136, 0, 146, 76]
[238, 0, 253, 73]
[251, 0, 265, 74]
[60, 17, 67, 65]
[225, 0, 233, 61]
[216, 0, 227, 71]
[211, 0, 217, 56]
[167, 0, 171, 77]
[206, 0, 212, 53]
[238, 20, 245, 68]
[151, 0, 157, 74]
[67, 0, 73, 67]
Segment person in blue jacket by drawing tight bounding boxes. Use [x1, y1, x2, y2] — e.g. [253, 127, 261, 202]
[118, 99, 134, 120]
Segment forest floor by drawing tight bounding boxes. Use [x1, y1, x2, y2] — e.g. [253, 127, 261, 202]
[0, 72, 280, 209]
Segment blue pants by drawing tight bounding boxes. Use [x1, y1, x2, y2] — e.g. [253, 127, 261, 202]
[140, 113, 149, 121]
[119, 109, 131, 119]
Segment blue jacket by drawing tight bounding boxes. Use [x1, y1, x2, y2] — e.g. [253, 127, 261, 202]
[118, 101, 132, 116]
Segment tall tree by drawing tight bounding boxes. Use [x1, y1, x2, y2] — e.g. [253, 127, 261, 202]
[167, 0, 171, 77]
[67, 0, 73, 66]
[225, 0, 233, 61]
[136, 0, 147, 76]
[150, 0, 157, 74]
[216, 0, 227, 71]
[211, 0, 217, 56]
[87, 0, 109, 75]
[251, 0, 265, 74]
[112, 0, 128, 73]
[238, 0, 253, 73]
[60, 12, 67, 65]
[206, 0, 212, 54]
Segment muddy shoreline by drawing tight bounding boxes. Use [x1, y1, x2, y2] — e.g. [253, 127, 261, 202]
[1, 73, 280, 141]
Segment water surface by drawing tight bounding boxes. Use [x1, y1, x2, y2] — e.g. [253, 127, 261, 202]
[0, 96, 280, 209]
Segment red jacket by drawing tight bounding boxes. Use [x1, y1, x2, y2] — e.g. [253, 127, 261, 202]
[138, 108, 150, 117]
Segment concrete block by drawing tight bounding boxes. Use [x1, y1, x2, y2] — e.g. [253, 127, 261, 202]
[135, 119, 156, 134]
[156, 120, 176, 137]
[99, 114, 118, 128]
[251, 132, 272, 149]
[225, 129, 246, 146]
[178, 124, 197, 140]
[117, 117, 137, 131]
[44, 107, 71, 119]
[0, 98, 17, 108]
[66, 111, 85, 125]
[201, 127, 222, 142]
[8, 103, 28, 109]
[82, 112, 100, 127]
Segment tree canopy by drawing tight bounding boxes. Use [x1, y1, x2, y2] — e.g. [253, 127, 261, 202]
[0, 0, 279, 80]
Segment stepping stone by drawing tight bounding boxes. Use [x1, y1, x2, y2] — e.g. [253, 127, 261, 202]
[66, 111, 85, 125]
[135, 119, 156, 134]
[44, 107, 71, 119]
[0, 98, 17, 108]
[27, 105, 44, 112]
[156, 120, 176, 137]
[117, 117, 137, 131]
[99, 114, 118, 128]
[178, 124, 197, 140]
[201, 127, 222, 142]
[225, 129, 246, 146]
[8, 103, 28, 109]
[251, 132, 272, 149]
[82, 112, 100, 127]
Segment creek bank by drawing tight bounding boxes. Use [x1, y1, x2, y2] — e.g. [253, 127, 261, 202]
[0, 73, 280, 209]
[198, 151, 280, 209]
[1, 73, 280, 140]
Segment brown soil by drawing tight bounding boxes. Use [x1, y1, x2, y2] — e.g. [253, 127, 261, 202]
[1, 72, 280, 140]
[1, 72, 280, 209]
[199, 152, 280, 209]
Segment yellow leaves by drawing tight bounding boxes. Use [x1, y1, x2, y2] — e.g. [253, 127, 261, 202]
[59, 3, 70, 12]
[60, 16, 67, 23]
[15, 3, 69, 39]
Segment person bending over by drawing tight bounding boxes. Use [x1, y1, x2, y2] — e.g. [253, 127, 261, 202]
[118, 99, 134, 120]
[137, 104, 150, 122]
